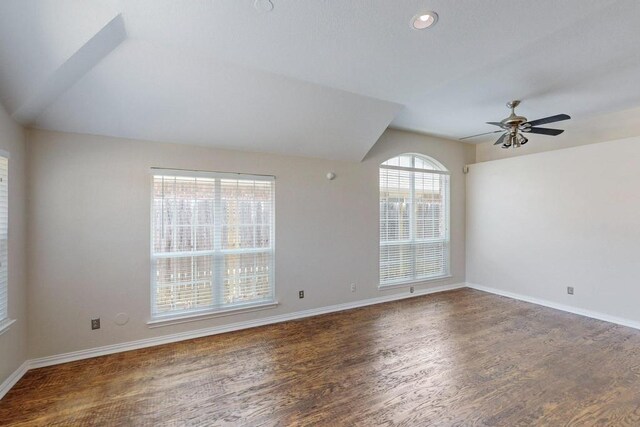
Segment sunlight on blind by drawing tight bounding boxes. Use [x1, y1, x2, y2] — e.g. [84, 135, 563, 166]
[151, 171, 275, 318]
[379, 154, 449, 285]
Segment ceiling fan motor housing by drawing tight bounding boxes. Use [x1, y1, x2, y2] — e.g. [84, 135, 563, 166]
[501, 100, 527, 128]
[500, 114, 528, 128]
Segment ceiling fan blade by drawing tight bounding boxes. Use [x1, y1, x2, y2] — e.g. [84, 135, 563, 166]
[459, 130, 503, 140]
[527, 127, 564, 136]
[486, 122, 505, 127]
[526, 114, 571, 127]
[493, 133, 508, 145]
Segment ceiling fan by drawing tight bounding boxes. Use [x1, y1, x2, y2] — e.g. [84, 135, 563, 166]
[460, 100, 571, 148]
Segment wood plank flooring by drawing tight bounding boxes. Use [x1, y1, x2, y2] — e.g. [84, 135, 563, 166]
[3, 288, 640, 426]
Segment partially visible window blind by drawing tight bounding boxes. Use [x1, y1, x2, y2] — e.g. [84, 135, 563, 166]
[0, 156, 8, 323]
[151, 170, 275, 319]
[379, 154, 450, 286]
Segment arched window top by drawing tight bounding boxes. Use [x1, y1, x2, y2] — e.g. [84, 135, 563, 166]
[381, 153, 447, 172]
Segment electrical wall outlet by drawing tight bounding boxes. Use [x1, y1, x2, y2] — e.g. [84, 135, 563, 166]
[350, 283, 356, 292]
[567, 286, 574, 295]
[410, 286, 415, 294]
[91, 318, 101, 330]
[298, 290, 304, 299]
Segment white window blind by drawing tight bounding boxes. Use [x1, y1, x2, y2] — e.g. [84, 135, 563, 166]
[379, 154, 450, 286]
[151, 169, 275, 319]
[0, 155, 8, 324]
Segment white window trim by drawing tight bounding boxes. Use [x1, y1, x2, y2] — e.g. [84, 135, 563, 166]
[149, 168, 277, 322]
[0, 318, 16, 336]
[377, 275, 453, 290]
[0, 151, 9, 332]
[379, 154, 451, 288]
[147, 300, 279, 328]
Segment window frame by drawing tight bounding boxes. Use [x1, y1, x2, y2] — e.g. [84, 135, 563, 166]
[148, 168, 277, 326]
[0, 150, 12, 336]
[379, 153, 451, 288]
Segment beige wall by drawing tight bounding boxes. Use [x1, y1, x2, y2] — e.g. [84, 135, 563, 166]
[26, 128, 474, 358]
[0, 105, 27, 384]
[467, 136, 640, 322]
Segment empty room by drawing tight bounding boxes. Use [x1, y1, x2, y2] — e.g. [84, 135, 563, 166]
[2, 1, 640, 425]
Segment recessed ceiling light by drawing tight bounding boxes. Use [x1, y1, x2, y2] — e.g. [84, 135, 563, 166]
[411, 11, 438, 30]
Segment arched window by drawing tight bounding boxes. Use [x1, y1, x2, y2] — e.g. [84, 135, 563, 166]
[379, 153, 450, 286]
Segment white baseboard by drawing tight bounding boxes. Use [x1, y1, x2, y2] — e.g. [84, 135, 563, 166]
[28, 282, 466, 370]
[466, 282, 640, 331]
[0, 361, 29, 400]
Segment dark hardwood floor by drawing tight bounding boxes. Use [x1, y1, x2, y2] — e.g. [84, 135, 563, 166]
[3, 288, 640, 426]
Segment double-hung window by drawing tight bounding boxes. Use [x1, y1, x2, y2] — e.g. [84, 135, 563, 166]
[151, 169, 275, 321]
[0, 153, 9, 333]
[379, 154, 450, 287]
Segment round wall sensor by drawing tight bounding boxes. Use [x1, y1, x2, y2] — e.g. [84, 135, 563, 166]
[326, 172, 336, 180]
[255, 0, 274, 12]
[114, 312, 130, 326]
[411, 11, 438, 30]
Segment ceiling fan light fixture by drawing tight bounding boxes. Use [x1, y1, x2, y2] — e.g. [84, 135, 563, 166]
[411, 11, 438, 30]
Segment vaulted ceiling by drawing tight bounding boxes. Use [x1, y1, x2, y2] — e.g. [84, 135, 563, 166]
[1, 0, 640, 160]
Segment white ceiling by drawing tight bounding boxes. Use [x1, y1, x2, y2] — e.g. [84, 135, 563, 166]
[1, 0, 640, 160]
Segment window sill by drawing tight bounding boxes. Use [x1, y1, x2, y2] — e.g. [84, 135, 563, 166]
[147, 301, 279, 328]
[0, 318, 16, 336]
[378, 275, 453, 291]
